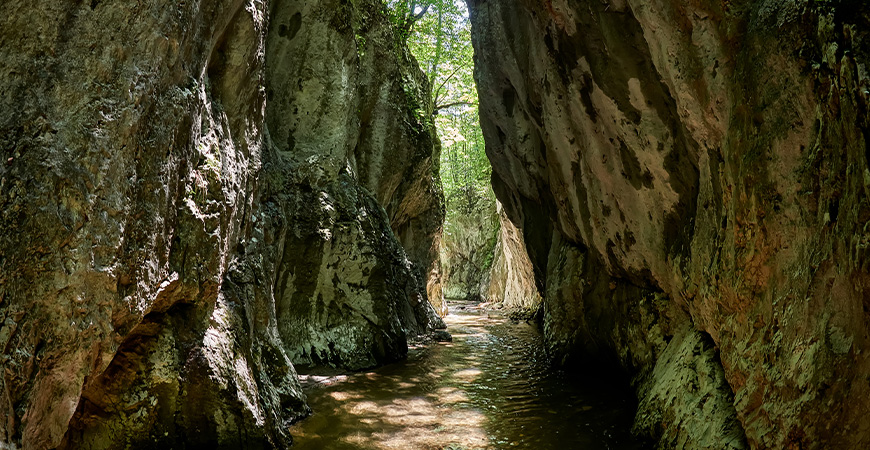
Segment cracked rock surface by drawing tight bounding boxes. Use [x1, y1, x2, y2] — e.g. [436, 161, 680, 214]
[0, 0, 443, 448]
[469, 0, 870, 448]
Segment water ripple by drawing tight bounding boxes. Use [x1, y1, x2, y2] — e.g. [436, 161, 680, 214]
[289, 300, 649, 450]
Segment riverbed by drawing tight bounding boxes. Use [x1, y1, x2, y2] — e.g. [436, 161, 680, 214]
[289, 301, 649, 449]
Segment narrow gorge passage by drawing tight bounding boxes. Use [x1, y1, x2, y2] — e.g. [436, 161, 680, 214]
[3, 1, 870, 449]
[290, 300, 645, 450]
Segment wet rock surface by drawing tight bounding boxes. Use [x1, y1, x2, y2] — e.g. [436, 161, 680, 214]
[0, 0, 443, 447]
[469, 0, 870, 448]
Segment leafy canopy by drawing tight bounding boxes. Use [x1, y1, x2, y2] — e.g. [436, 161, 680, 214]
[387, 0, 493, 215]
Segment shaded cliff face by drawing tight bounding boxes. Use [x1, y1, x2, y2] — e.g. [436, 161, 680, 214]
[469, 0, 870, 448]
[0, 1, 301, 447]
[441, 196, 500, 301]
[265, 0, 444, 370]
[267, 0, 446, 308]
[441, 196, 541, 313]
[0, 0, 443, 448]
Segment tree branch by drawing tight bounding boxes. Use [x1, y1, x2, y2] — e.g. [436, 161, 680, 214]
[433, 64, 468, 101]
[403, 1, 431, 31]
[435, 101, 476, 112]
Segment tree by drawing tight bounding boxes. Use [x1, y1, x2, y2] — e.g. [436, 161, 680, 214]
[387, 0, 493, 214]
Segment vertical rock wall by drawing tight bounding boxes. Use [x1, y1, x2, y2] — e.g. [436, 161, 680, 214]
[441, 196, 541, 312]
[486, 202, 542, 312]
[264, 0, 444, 370]
[468, 0, 870, 448]
[441, 196, 500, 301]
[352, 14, 447, 319]
[0, 0, 444, 448]
[0, 1, 299, 447]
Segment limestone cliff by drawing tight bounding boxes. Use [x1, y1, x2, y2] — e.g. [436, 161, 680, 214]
[441, 195, 499, 301]
[265, 0, 445, 370]
[441, 194, 541, 313]
[469, 0, 870, 448]
[441, 195, 540, 312]
[0, 0, 443, 448]
[486, 202, 542, 312]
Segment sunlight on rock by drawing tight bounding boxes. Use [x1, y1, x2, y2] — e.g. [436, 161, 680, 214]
[430, 387, 470, 405]
[347, 401, 380, 415]
[328, 391, 355, 401]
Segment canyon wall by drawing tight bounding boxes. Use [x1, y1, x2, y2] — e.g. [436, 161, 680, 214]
[441, 196, 499, 301]
[441, 196, 541, 312]
[265, 0, 445, 370]
[486, 202, 542, 312]
[468, 0, 870, 448]
[0, 0, 443, 448]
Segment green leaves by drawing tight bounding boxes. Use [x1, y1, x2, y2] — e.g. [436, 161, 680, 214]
[437, 106, 492, 216]
[387, 0, 492, 215]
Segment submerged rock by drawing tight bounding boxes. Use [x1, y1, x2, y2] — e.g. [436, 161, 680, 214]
[469, 0, 870, 448]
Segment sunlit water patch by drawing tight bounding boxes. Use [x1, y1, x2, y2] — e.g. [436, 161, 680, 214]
[289, 301, 649, 450]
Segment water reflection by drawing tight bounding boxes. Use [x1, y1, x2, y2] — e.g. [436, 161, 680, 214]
[289, 301, 648, 449]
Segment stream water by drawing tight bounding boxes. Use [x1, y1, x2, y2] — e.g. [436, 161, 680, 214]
[289, 301, 649, 450]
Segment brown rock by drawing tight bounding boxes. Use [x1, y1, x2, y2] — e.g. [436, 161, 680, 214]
[0, 0, 444, 447]
[468, 0, 870, 448]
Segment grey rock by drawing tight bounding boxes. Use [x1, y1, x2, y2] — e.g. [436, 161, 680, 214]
[0, 0, 444, 448]
[433, 330, 453, 342]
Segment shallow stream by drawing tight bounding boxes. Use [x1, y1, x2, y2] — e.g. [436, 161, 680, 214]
[289, 301, 649, 449]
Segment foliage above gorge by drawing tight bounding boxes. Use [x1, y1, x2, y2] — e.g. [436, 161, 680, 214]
[386, 0, 493, 215]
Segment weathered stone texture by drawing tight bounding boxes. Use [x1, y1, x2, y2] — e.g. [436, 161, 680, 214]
[0, 1, 301, 447]
[441, 197, 500, 301]
[441, 196, 541, 312]
[0, 0, 444, 447]
[265, 0, 444, 370]
[469, 0, 870, 448]
[486, 201, 542, 311]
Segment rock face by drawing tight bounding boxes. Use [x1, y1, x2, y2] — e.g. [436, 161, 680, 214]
[0, 0, 443, 448]
[486, 202, 542, 312]
[469, 0, 870, 448]
[441, 196, 499, 301]
[441, 195, 541, 312]
[265, 0, 445, 370]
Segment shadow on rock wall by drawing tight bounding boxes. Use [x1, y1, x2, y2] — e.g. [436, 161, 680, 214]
[0, 0, 444, 448]
[469, 0, 870, 448]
